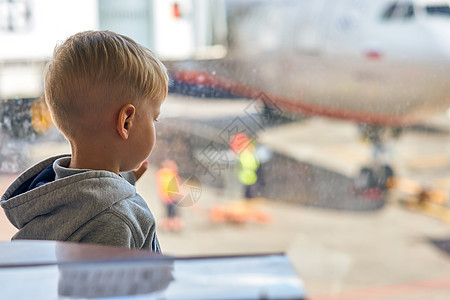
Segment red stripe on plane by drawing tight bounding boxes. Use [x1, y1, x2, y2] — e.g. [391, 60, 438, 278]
[172, 69, 415, 127]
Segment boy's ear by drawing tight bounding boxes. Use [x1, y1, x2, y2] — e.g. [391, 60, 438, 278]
[117, 104, 136, 140]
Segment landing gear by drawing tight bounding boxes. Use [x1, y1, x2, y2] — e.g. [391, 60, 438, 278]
[355, 165, 394, 191]
[354, 124, 400, 193]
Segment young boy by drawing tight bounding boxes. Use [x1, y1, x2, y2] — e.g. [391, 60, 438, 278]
[0, 30, 168, 252]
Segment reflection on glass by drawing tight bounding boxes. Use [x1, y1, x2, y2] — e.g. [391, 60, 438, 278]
[58, 259, 174, 298]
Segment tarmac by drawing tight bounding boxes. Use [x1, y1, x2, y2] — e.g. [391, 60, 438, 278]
[1, 95, 450, 299]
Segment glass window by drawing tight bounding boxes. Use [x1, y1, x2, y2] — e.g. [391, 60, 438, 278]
[1, 0, 450, 299]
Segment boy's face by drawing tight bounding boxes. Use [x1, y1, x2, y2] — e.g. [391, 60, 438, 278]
[128, 97, 163, 170]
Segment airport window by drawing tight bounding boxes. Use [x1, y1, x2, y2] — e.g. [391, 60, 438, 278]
[0, 0, 32, 32]
[426, 5, 450, 16]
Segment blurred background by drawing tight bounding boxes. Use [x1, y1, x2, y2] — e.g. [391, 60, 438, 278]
[1, 0, 450, 298]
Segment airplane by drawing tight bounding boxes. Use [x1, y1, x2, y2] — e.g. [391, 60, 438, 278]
[167, 0, 450, 191]
[1, 0, 449, 192]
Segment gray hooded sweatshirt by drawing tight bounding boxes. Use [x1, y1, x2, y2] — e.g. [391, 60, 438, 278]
[1, 155, 160, 252]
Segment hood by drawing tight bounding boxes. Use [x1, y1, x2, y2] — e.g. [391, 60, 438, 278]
[1, 155, 136, 240]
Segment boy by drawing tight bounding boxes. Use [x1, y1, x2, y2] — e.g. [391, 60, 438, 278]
[1, 30, 168, 252]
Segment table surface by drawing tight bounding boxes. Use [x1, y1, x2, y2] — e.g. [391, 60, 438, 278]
[0, 240, 306, 300]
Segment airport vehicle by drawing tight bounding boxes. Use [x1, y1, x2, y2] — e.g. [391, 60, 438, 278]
[168, 0, 450, 190]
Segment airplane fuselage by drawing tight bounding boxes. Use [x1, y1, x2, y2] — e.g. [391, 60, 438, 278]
[171, 0, 450, 125]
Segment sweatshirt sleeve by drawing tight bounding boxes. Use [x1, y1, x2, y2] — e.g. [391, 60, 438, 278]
[74, 212, 137, 248]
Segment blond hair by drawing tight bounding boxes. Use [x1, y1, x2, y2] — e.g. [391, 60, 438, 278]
[44, 30, 168, 138]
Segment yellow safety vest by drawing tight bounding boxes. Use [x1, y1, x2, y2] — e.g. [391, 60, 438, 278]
[237, 150, 260, 186]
